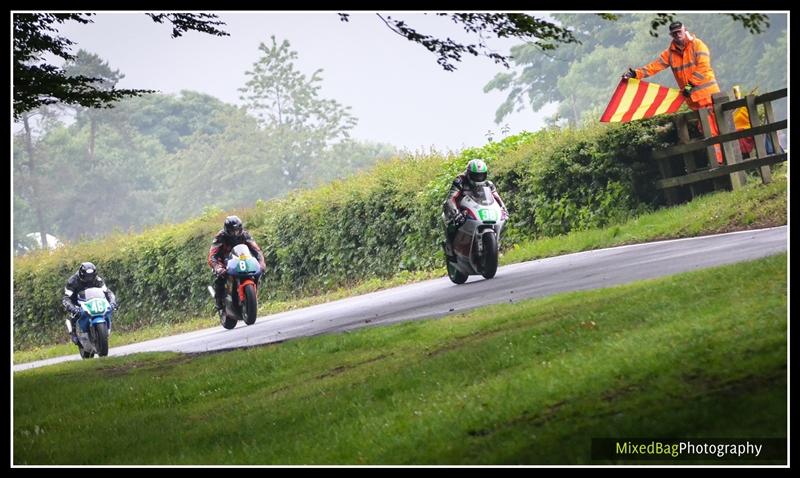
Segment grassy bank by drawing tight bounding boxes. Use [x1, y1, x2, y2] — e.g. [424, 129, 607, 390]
[14, 253, 787, 465]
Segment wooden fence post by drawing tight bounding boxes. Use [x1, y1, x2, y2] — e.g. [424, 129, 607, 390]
[712, 92, 747, 189]
[656, 117, 682, 205]
[675, 114, 699, 199]
[697, 108, 729, 191]
[762, 99, 782, 182]
[745, 95, 773, 184]
[652, 88, 786, 203]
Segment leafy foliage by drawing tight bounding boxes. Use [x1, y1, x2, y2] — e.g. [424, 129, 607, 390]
[486, 13, 787, 126]
[13, 117, 169, 243]
[12, 13, 228, 119]
[339, 13, 769, 73]
[101, 90, 239, 153]
[13, 42, 395, 247]
[144, 13, 229, 38]
[361, 13, 578, 71]
[238, 36, 358, 187]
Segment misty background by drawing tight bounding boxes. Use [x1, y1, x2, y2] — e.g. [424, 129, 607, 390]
[12, 12, 788, 253]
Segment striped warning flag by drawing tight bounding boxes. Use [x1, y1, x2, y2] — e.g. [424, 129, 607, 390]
[600, 78, 685, 123]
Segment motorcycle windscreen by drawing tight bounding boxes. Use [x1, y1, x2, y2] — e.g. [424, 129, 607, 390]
[469, 186, 496, 206]
[227, 245, 261, 275]
[79, 287, 106, 301]
[232, 244, 252, 259]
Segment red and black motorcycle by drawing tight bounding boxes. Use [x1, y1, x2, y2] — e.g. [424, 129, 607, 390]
[208, 244, 261, 329]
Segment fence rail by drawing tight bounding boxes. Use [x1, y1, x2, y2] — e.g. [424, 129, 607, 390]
[652, 87, 787, 204]
[655, 153, 787, 189]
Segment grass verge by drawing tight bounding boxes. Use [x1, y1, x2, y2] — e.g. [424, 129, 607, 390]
[13, 253, 787, 464]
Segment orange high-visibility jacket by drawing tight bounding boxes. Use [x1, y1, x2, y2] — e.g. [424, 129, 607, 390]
[634, 34, 720, 110]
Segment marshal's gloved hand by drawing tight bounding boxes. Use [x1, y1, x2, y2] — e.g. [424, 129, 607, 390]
[622, 68, 637, 80]
[683, 84, 694, 98]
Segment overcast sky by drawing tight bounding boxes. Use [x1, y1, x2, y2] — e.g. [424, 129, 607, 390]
[52, 11, 559, 152]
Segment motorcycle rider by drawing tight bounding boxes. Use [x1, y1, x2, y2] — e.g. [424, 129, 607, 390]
[442, 159, 509, 262]
[207, 215, 267, 319]
[62, 262, 117, 345]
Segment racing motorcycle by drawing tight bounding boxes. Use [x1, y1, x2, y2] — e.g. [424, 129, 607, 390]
[207, 243, 262, 329]
[65, 287, 112, 359]
[442, 185, 508, 284]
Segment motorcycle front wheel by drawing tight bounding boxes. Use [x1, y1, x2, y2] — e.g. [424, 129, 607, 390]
[481, 232, 498, 279]
[94, 322, 109, 357]
[242, 284, 258, 325]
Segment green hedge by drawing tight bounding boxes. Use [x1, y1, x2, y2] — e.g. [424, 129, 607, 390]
[13, 118, 673, 349]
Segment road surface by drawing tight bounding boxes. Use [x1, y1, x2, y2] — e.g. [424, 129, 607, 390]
[13, 226, 787, 372]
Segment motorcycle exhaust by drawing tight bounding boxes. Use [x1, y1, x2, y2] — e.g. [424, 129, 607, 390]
[65, 319, 73, 334]
[207, 286, 216, 298]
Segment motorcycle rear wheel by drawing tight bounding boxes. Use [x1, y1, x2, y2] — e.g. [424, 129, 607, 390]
[221, 308, 238, 329]
[447, 259, 468, 284]
[78, 344, 93, 359]
[220, 285, 239, 329]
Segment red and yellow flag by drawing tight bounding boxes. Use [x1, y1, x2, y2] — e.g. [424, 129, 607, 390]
[600, 78, 685, 123]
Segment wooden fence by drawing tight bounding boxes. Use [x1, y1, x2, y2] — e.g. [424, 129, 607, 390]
[652, 87, 787, 204]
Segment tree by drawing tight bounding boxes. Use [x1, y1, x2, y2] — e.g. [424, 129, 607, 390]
[347, 13, 579, 72]
[16, 110, 52, 248]
[238, 36, 358, 187]
[12, 12, 228, 119]
[484, 13, 785, 126]
[482, 14, 628, 125]
[63, 49, 127, 163]
[12, 88, 254, 241]
[13, 113, 169, 242]
[163, 107, 267, 219]
[339, 12, 770, 72]
[105, 90, 239, 153]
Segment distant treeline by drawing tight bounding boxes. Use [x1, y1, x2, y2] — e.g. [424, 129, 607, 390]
[13, 91, 397, 251]
[14, 37, 398, 253]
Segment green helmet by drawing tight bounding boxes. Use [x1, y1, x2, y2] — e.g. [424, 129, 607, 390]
[465, 159, 488, 185]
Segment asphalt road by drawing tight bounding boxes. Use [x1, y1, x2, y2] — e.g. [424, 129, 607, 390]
[13, 226, 787, 372]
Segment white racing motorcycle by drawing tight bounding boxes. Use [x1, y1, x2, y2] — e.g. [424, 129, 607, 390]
[442, 185, 508, 284]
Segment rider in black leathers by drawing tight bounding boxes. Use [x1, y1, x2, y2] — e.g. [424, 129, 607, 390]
[62, 262, 117, 344]
[442, 159, 508, 261]
[207, 215, 267, 319]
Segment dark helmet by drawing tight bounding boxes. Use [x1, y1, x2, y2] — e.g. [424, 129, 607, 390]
[224, 215, 243, 237]
[78, 262, 97, 283]
[465, 159, 488, 186]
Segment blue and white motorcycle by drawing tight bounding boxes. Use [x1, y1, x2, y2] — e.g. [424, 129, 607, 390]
[65, 287, 112, 359]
